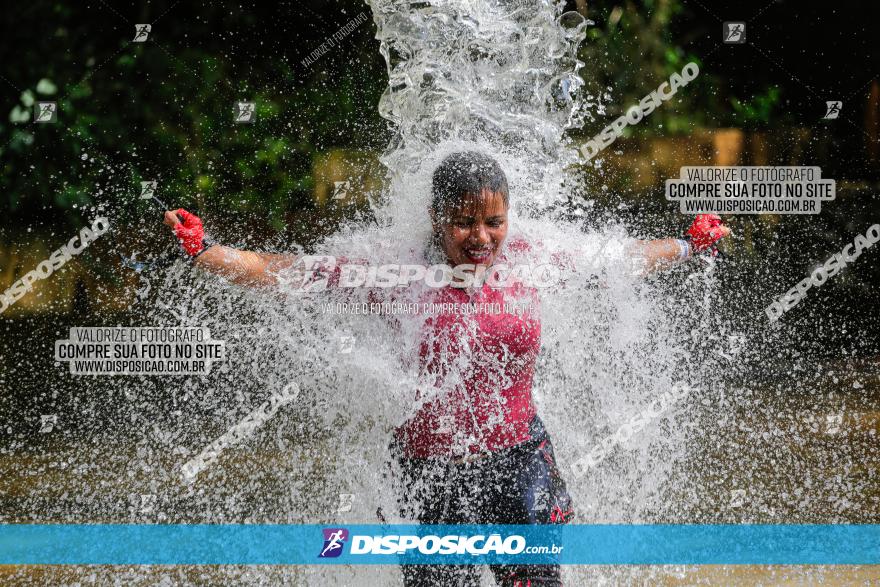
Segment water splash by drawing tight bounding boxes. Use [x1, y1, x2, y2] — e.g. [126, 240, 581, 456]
[4, 3, 875, 586]
[371, 0, 588, 215]
[145, 0, 707, 539]
[361, 0, 696, 531]
[16, 1, 729, 584]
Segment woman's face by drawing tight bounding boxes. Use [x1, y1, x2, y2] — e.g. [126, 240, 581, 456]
[433, 189, 509, 268]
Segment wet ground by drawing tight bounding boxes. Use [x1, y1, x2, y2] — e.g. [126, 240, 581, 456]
[1, 562, 879, 585]
[1, 356, 878, 584]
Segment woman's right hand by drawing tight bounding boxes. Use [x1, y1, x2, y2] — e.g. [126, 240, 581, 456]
[164, 209, 205, 256]
[162, 208, 297, 288]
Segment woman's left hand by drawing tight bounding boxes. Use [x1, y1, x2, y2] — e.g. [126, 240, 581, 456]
[686, 214, 731, 252]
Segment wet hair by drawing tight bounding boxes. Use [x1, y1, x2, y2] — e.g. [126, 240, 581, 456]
[430, 151, 509, 215]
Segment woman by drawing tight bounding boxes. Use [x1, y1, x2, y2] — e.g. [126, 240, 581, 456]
[164, 151, 729, 586]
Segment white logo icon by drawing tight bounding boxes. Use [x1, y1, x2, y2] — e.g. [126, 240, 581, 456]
[321, 530, 346, 557]
[35, 102, 57, 123]
[825, 413, 843, 434]
[39, 414, 57, 433]
[729, 488, 745, 508]
[823, 101, 842, 119]
[335, 493, 354, 513]
[235, 102, 255, 123]
[723, 22, 745, 43]
[133, 24, 151, 42]
[332, 181, 351, 201]
[135, 275, 151, 300]
[140, 494, 156, 513]
[140, 180, 157, 199]
[339, 335, 354, 354]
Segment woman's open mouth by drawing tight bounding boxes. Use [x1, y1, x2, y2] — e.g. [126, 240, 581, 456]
[464, 247, 493, 264]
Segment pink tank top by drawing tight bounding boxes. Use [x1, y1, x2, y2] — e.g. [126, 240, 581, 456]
[396, 266, 542, 458]
[320, 238, 555, 459]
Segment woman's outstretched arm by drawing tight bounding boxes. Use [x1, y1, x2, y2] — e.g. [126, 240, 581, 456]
[164, 209, 297, 288]
[630, 214, 731, 274]
[191, 245, 298, 287]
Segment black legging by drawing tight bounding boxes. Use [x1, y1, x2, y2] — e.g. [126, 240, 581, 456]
[392, 417, 573, 586]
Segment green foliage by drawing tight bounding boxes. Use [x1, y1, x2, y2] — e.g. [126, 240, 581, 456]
[579, 0, 696, 133]
[0, 1, 387, 230]
[730, 86, 782, 128]
[1, 1, 796, 231]
[577, 0, 780, 136]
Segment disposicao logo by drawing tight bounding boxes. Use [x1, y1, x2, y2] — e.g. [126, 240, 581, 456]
[319, 528, 349, 558]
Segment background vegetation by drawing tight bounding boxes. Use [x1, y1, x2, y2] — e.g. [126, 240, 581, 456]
[2, 0, 875, 232]
[0, 1, 877, 352]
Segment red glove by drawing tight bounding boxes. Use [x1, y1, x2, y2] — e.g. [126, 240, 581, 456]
[172, 209, 205, 256]
[686, 214, 729, 252]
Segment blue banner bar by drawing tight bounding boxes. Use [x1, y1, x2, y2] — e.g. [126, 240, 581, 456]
[1, 525, 878, 565]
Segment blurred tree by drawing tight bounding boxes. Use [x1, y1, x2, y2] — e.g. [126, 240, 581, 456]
[575, 0, 785, 137]
[0, 1, 388, 232]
